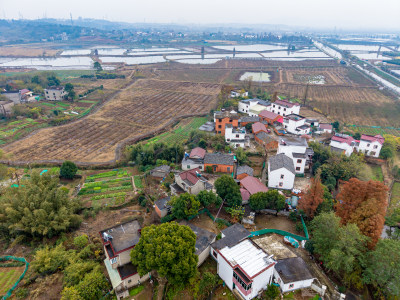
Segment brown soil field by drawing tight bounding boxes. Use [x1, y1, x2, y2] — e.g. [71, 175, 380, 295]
[0, 46, 59, 57]
[2, 78, 219, 164]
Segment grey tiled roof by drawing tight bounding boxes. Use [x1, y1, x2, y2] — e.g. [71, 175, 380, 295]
[275, 257, 314, 283]
[239, 116, 260, 123]
[237, 165, 254, 176]
[279, 136, 308, 147]
[211, 223, 250, 250]
[269, 153, 295, 174]
[181, 222, 216, 255]
[204, 153, 234, 166]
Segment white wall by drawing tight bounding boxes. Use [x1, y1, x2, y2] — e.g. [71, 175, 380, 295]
[248, 266, 275, 299]
[225, 126, 247, 148]
[329, 140, 353, 156]
[270, 103, 300, 116]
[217, 252, 234, 292]
[181, 159, 204, 171]
[268, 166, 295, 190]
[283, 118, 306, 135]
[273, 269, 314, 293]
[277, 145, 307, 174]
[358, 140, 382, 157]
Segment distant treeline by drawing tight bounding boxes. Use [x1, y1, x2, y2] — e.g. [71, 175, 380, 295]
[80, 73, 125, 79]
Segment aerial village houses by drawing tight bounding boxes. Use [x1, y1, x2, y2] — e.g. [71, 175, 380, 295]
[318, 123, 333, 134]
[44, 86, 66, 101]
[329, 133, 384, 157]
[269, 99, 300, 116]
[171, 168, 212, 195]
[239, 115, 260, 127]
[210, 224, 315, 299]
[240, 175, 269, 204]
[268, 153, 296, 190]
[149, 165, 171, 180]
[329, 134, 357, 156]
[100, 220, 150, 300]
[258, 110, 283, 125]
[358, 134, 384, 157]
[225, 124, 250, 148]
[182, 147, 206, 171]
[231, 89, 249, 98]
[204, 152, 235, 174]
[282, 114, 311, 135]
[277, 136, 313, 174]
[236, 165, 254, 180]
[19, 89, 33, 102]
[255, 131, 279, 151]
[214, 110, 240, 135]
[154, 196, 171, 218]
[238, 98, 270, 115]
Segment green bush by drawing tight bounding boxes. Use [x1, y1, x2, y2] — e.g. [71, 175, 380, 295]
[161, 214, 175, 223]
[74, 235, 89, 249]
[15, 287, 29, 299]
[60, 161, 78, 179]
[129, 285, 144, 296]
[32, 244, 73, 274]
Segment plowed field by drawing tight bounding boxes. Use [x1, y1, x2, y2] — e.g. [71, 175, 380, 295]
[2, 79, 219, 164]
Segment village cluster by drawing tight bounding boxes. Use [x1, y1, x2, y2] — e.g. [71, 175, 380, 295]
[99, 91, 385, 300]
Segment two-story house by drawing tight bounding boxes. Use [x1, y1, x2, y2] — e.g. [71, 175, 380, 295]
[44, 86, 66, 101]
[282, 114, 310, 135]
[269, 99, 300, 116]
[181, 147, 207, 171]
[277, 136, 313, 174]
[358, 134, 384, 157]
[231, 89, 249, 98]
[238, 98, 270, 115]
[171, 168, 213, 195]
[214, 111, 240, 135]
[100, 220, 150, 300]
[268, 153, 296, 190]
[204, 153, 235, 174]
[329, 134, 357, 156]
[225, 124, 250, 148]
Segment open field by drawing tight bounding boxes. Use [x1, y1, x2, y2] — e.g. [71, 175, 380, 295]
[348, 125, 400, 137]
[0, 266, 25, 296]
[2, 78, 219, 164]
[0, 46, 59, 57]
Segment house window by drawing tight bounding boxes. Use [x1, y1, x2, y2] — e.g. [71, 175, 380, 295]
[229, 119, 232, 123]
[213, 250, 218, 258]
[284, 108, 286, 111]
[199, 166, 202, 169]
[233, 272, 252, 291]
[187, 165, 190, 169]
[273, 105, 275, 108]
[128, 280, 132, 283]
[227, 167, 231, 172]
[367, 143, 370, 147]
[280, 174, 284, 179]
[279, 182, 283, 187]
[373, 145, 378, 149]
[218, 125, 222, 129]
[236, 134, 239, 138]
[297, 159, 302, 163]
[218, 131, 221, 134]
[289, 283, 294, 289]
[296, 167, 301, 171]
[218, 119, 221, 122]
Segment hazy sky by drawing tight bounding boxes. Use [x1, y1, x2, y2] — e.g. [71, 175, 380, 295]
[2, 0, 400, 30]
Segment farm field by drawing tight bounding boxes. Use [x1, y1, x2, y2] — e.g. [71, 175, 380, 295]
[145, 117, 207, 145]
[0, 266, 25, 296]
[348, 125, 400, 137]
[389, 182, 400, 213]
[79, 169, 134, 208]
[2, 78, 220, 164]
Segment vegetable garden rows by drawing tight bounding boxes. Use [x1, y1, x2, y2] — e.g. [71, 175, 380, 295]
[80, 169, 134, 208]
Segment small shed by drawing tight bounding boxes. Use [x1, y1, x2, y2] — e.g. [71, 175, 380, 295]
[150, 165, 171, 179]
[273, 257, 314, 293]
[154, 197, 171, 218]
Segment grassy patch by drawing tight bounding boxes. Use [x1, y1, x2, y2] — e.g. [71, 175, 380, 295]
[0, 268, 23, 295]
[390, 182, 400, 213]
[146, 117, 207, 145]
[129, 285, 144, 296]
[370, 165, 384, 182]
[79, 100, 98, 104]
[134, 176, 143, 188]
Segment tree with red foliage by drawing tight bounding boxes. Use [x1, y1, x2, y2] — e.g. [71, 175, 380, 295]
[298, 171, 324, 219]
[335, 178, 388, 249]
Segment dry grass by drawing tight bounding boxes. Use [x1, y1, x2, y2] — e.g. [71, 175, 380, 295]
[0, 46, 59, 57]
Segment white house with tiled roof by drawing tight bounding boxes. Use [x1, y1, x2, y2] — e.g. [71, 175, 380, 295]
[358, 134, 384, 157]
